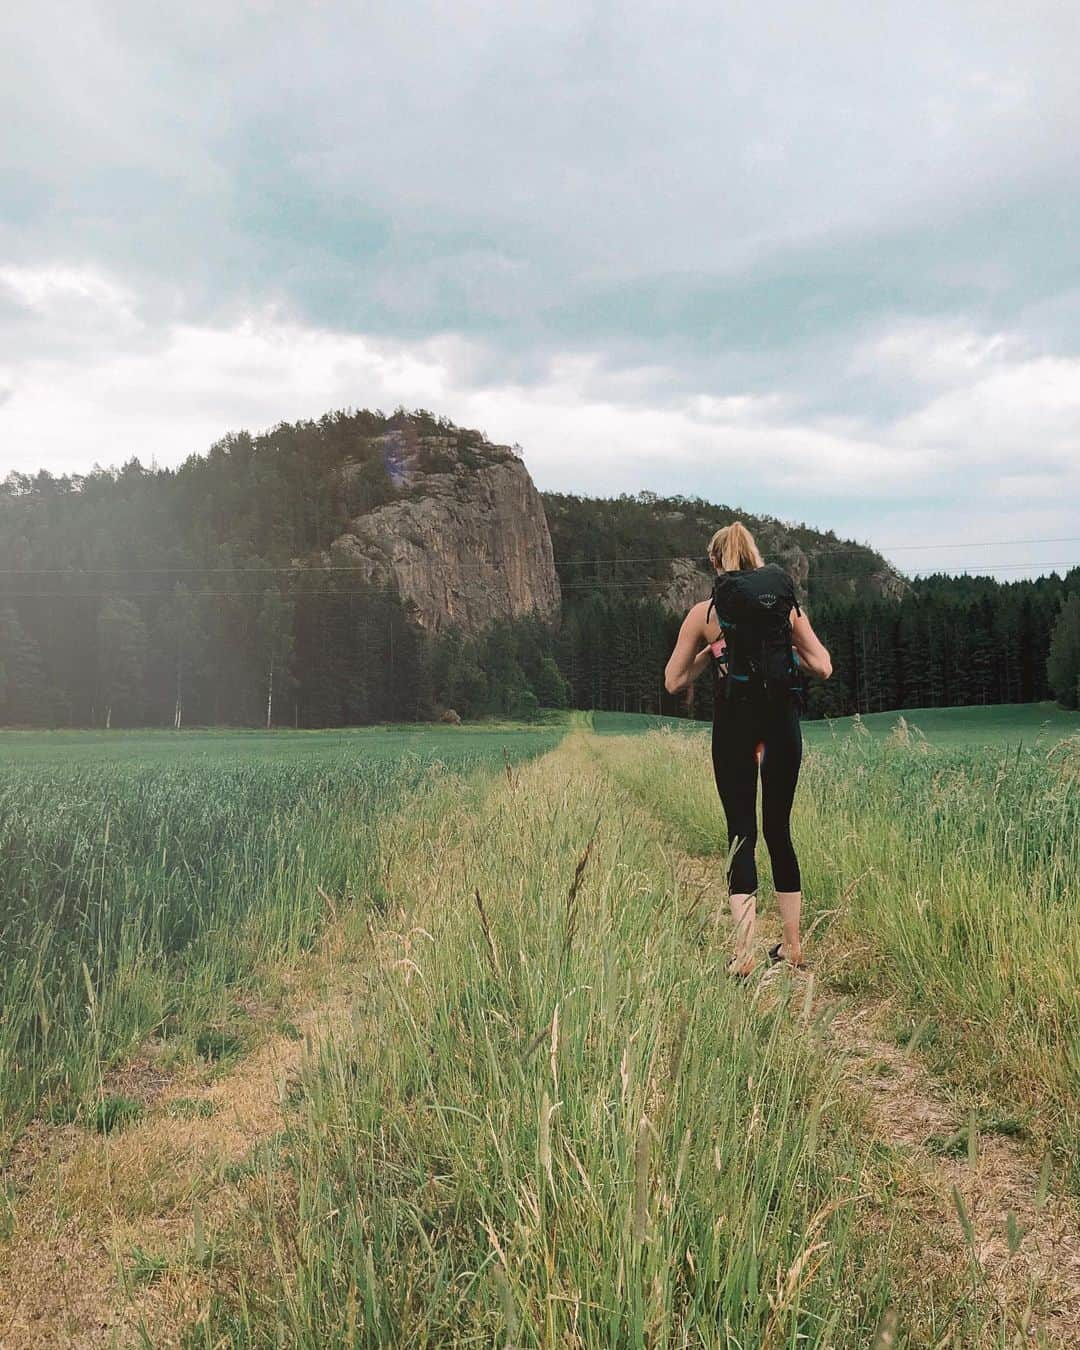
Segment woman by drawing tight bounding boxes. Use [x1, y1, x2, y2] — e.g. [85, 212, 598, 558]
[664, 521, 832, 977]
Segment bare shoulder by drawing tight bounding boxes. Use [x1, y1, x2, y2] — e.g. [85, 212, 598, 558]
[692, 598, 723, 641]
[678, 599, 711, 639]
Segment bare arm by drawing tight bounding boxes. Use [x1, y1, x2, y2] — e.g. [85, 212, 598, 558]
[791, 609, 832, 679]
[664, 601, 714, 694]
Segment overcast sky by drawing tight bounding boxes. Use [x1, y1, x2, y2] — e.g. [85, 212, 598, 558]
[2, 1, 1079, 579]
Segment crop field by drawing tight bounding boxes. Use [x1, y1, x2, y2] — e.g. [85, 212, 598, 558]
[0, 708, 1077, 1346]
[594, 700, 1080, 748]
[0, 724, 563, 1144]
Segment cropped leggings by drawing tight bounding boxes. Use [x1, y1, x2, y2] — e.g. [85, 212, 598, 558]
[711, 691, 802, 895]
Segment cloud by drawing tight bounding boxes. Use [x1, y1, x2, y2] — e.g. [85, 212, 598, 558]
[1, 2, 1078, 578]
[2, 269, 1074, 579]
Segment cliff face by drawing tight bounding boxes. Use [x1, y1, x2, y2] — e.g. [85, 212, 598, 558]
[327, 425, 905, 638]
[328, 428, 560, 634]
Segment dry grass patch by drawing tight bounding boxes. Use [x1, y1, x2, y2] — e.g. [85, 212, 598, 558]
[0, 947, 365, 1347]
[832, 1002, 1080, 1346]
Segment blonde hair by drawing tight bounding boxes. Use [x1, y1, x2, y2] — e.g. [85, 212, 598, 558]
[707, 520, 763, 573]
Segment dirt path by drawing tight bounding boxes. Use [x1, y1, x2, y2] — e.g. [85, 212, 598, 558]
[832, 1001, 1080, 1346]
[670, 847, 1080, 1346]
[0, 969, 359, 1348]
[2, 734, 1077, 1347]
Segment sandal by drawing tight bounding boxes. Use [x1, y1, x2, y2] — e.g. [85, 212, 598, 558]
[767, 942, 810, 972]
[727, 960, 756, 981]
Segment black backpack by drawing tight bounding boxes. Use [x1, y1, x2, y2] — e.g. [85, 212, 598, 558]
[708, 563, 804, 704]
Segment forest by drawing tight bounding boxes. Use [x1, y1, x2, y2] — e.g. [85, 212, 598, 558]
[2, 408, 1078, 726]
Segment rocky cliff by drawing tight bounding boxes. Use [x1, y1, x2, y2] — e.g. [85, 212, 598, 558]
[325, 419, 906, 638]
[328, 426, 561, 633]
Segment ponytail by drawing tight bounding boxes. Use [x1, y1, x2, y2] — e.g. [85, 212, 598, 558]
[707, 521, 764, 573]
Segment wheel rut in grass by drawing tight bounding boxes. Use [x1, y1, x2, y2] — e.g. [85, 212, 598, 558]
[667, 836, 1080, 1346]
[3, 730, 1077, 1346]
[0, 968, 360, 1348]
[832, 1001, 1080, 1344]
[0, 737, 568, 1347]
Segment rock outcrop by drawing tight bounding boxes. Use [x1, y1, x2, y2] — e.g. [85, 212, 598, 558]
[543, 491, 907, 621]
[661, 541, 814, 616]
[658, 537, 904, 615]
[662, 558, 713, 615]
[328, 427, 560, 634]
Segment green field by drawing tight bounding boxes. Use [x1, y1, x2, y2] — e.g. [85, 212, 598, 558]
[594, 700, 1080, 748]
[0, 718, 568, 764]
[806, 700, 1080, 747]
[0, 722, 563, 1145]
[0, 706, 1076, 1346]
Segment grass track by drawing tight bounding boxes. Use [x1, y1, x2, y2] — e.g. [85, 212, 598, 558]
[0, 723, 562, 1150]
[169, 727, 1072, 1345]
[591, 718, 1080, 1196]
[176, 732, 921, 1346]
[593, 700, 1080, 748]
[1, 711, 1077, 1345]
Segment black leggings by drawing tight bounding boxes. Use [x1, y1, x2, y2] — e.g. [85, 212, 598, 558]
[711, 691, 802, 895]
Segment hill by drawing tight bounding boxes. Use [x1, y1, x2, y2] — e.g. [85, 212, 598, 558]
[1, 405, 1075, 727]
[543, 490, 907, 611]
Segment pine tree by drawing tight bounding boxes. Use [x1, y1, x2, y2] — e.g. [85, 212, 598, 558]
[1047, 594, 1080, 709]
[256, 589, 295, 728]
[0, 605, 45, 724]
[533, 655, 569, 709]
[96, 598, 148, 727]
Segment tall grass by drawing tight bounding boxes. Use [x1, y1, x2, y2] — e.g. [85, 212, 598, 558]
[0, 728, 559, 1148]
[594, 724, 1080, 1189]
[189, 740, 985, 1346]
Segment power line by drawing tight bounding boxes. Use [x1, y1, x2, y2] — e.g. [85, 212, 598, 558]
[555, 564, 1074, 588]
[797, 561, 1076, 576]
[2, 560, 1074, 600]
[558, 561, 1078, 577]
[1, 536, 1078, 577]
[566, 563, 1076, 584]
[554, 538, 1080, 567]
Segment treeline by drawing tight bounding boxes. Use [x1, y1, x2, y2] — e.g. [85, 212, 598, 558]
[6, 543, 1074, 730]
[550, 573, 1080, 723]
[0, 405, 574, 726]
[2, 406, 1078, 727]
[807, 576, 1080, 717]
[0, 580, 566, 729]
